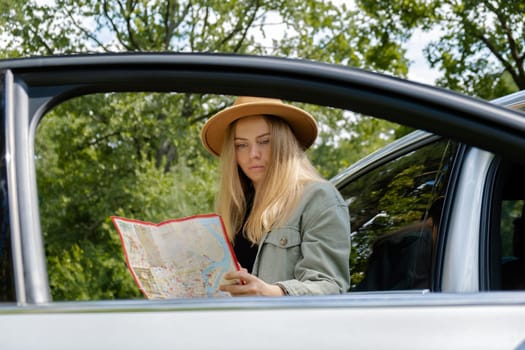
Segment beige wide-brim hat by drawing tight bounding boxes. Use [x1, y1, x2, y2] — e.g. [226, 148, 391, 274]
[201, 96, 318, 157]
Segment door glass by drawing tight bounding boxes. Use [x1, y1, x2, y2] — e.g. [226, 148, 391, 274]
[500, 200, 525, 290]
[338, 139, 458, 291]
[36, 93, 399, 300]
[493, 161, 525, 290]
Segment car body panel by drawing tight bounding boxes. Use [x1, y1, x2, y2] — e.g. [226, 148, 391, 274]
[1, 294, 525, 349]
[443, 148, 494, 292]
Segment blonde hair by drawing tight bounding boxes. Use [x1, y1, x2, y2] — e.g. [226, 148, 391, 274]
[216, 115, 323, 244]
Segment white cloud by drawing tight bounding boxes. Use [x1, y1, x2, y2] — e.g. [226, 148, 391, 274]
[405, 29, 442, 85]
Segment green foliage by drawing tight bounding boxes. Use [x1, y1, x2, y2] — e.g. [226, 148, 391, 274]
[12, 0, 524, 299]
[426, 0, 523, 98]
[358, 0, 524, 98]
[5, 0, 522, 301]
[36, 91, 397, 300]
[308, 109, 398, 179]
[2, 0, 447, 300]
[36, 92, 219, 300]
[9, 0, 523, 300]
[0, 0, 414, 77]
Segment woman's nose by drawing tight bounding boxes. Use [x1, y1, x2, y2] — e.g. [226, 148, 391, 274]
[250, 144, 261, 158]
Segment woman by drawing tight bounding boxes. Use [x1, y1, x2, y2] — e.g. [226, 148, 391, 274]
[201, 96, 350, 296]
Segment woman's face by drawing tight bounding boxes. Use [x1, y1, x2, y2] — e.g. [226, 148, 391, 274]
[233, 115, 271, 190]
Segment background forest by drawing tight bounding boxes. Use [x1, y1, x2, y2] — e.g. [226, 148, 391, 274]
[0, 0, 522, 300]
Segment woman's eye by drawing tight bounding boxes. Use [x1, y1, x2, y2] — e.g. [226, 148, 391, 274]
[235, 143, 247, 149]
[258, 138, 270, 145]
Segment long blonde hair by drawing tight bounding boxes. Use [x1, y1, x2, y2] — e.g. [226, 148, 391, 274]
[216, 115, 323, 244]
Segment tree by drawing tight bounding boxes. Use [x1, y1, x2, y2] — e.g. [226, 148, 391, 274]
[357, 0, 524, 99]
[37, 92, 221, 299]
[425, 0, 523, 98]
[4, 0, 412, 300]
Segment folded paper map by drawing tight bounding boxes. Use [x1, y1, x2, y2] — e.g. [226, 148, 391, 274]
[111, 214, 240, 299]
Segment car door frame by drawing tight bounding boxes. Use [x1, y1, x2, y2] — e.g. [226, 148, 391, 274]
[2, 53, 525, 304]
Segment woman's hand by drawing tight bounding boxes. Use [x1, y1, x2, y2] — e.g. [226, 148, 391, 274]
[220, 268, 285, 296]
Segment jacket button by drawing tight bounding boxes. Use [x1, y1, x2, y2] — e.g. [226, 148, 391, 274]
[279, 237, 288, 246]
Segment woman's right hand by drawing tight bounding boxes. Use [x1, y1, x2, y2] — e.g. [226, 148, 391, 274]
[220, 268, 285, 297]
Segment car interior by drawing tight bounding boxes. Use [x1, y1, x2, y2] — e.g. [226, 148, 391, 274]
[488, 160, 525, 291]
[337, 138, 458, 292]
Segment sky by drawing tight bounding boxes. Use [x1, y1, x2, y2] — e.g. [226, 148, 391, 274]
[405, 29, 441, 85]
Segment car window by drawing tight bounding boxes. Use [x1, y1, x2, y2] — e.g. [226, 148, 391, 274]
[337, 139, 459, 291]
[0, 141, 15, 301]
[0, 74, 14, 301]
[486, 160, 525, 291]
[0, 201, 15, 302]
[500, 199, 525, 290]
[35, 92, 402, 301]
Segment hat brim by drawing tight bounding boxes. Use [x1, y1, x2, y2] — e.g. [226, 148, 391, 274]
[201, 101, 317, 157]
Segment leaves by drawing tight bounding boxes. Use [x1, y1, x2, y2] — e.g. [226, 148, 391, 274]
[425, 0, 523, 97]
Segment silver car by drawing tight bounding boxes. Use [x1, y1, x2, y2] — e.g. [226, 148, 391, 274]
[1, 53, 525, 349]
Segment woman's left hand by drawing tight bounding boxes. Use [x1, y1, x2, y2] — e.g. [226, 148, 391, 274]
[219, 268, 285, 296]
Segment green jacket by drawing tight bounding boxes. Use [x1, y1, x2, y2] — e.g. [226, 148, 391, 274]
[252, 181, 351, 295]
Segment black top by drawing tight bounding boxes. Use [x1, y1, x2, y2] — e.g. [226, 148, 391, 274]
[233, 233, 258, 273]
[233, 188, 257, 272]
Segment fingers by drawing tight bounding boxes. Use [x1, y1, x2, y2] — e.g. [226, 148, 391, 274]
[234, 264, 248, 273]
[219, 280, 250, 296]
[220, 271, 260, 296]
[223, 270, 251, 283]
[220, 283, 254, 296]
